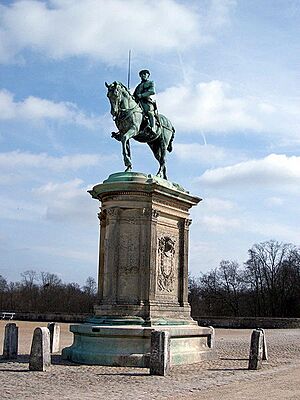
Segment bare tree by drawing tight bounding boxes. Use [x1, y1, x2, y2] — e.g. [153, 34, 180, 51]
[40, 272, 62, 288]
[21, 270, 38, 289]
[0, 274, 8, 309]
[218, 260, 244, 316]
[83, 277, 97, 296]
[245, 240, 300, 317]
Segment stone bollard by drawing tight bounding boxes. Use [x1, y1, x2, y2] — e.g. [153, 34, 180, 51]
[207, 326, 215, 349]
[3, 323, 18, 359]
[257, 328, 268, 361]
[248, 329, 263, 370]
[150, 330, 170, 376]
[47, 322, 60, 353]
[29, 327, 51, 371]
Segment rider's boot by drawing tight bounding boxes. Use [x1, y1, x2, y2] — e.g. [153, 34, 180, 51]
[148, 113, 156, 135]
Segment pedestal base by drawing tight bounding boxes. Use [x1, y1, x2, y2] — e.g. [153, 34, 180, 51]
[62, 322, 214, 367]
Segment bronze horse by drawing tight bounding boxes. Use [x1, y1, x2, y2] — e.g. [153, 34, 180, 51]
[105, 81, 175, 180]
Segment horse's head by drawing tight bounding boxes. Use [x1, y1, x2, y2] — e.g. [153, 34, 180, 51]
[105, 81, 121, 117]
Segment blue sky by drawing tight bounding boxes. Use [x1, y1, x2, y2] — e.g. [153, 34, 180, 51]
[0, 0, 299, 284]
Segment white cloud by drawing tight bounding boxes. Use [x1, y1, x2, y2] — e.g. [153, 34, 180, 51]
[198, 154, 300, 187]
[191, 196, 237, 234]
[202, 197, 235, 212]
[0, 89, 100, 128]
[197, 214, 241, 233]
[204, 0, 236, 30]
[174, 143, 228, 164]
[0, 151, 116, 189]
[30, 244, 95, 263]
[0, 195, 44, 221]
[34, 179, 98, 223]
[265, 197, 284, 207]
[158, 80, 261, 133]
[0, 0, 205, 64]
[157, 80, 300, 138]
[246, 219, 300, 244]
[0, 150, 108, 171]
[193, 203, 299, 242]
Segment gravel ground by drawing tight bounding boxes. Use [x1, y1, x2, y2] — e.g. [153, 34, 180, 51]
[0, 321, 299, 400]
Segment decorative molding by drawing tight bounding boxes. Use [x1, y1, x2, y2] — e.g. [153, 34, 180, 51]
[185, 219, 192, 228]
[98, 210, 106, 226]
[142, 208, 159, 221]
[102, 192, 151, 202]
[157, 236, 176, 293]
[178, 218, 192, 229]
[153, 196, 189, 212]
[106, 207, 120, 218]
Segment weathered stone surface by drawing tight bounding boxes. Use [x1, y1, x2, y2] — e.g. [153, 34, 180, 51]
[3, 323, 18, 359]
[150, 330, 170, 376]
[47, 322, 60, 353]
[257, 328, 268, 361]
[91, 172, 200, 324]
[29, 327, 51, 371]
[62, 324, 214, 367]
[63, 172, 215, 367]
[248, 329, 263, 370]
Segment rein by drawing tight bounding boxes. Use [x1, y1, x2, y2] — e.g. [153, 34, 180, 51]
[114, 99, 142, 122]
[118, 103, 141, 116]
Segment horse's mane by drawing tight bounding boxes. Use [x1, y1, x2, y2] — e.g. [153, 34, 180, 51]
[114, 81, 134, 98]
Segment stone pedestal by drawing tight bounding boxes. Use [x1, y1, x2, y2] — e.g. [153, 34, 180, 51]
[62, 172, 214, 367]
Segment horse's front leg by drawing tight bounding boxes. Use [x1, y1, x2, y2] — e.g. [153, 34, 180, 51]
[122, 138, 132, 171]
[121, 127, 138, 172]
[156, 144, 167, 180]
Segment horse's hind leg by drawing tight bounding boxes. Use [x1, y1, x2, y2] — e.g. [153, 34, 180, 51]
[149, 140, 167, 179]
[148, 142, 160, 172]
[160, 152, 167, 180]
[157, 139, 167, 179]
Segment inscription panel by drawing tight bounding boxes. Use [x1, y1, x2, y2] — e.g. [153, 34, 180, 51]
[117, 209, 141, 303]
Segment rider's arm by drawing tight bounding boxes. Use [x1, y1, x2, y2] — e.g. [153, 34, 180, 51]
[140, 81, 155, 98]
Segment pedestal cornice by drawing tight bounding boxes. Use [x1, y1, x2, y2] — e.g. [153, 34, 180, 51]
[88, 172, 201, 209]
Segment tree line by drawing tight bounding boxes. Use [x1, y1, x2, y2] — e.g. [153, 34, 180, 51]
[0, 271, 97, 314]
[189, 240, 300, 318]
[1, 240, 299, 318]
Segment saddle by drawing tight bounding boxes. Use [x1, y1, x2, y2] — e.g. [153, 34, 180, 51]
[134, 114, 161, 143]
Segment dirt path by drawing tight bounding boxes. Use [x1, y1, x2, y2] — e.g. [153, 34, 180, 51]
[0, 321, 299, 400]
[187, 364, 300, 400]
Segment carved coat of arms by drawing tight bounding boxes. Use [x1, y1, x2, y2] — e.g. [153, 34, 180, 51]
[157, 236, 176, 292]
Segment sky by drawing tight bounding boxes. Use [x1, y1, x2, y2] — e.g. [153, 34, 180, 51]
[0, 0, 300, 284]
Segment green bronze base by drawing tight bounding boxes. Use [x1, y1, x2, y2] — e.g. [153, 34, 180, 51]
[62, 319, 214, 367]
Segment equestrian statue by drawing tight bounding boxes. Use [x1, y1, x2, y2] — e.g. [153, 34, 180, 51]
[105, 69, 175, 180]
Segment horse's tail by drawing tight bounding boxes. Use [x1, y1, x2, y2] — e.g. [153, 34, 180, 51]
[167, 127, 175, 152]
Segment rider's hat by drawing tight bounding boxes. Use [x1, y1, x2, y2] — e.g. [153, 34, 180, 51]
[139, 69, 150, 77]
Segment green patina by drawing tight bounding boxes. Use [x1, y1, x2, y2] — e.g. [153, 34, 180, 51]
[88, 172, 192, 202]
[86, 316, 145, 326]
[106, 71, 175, 180]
